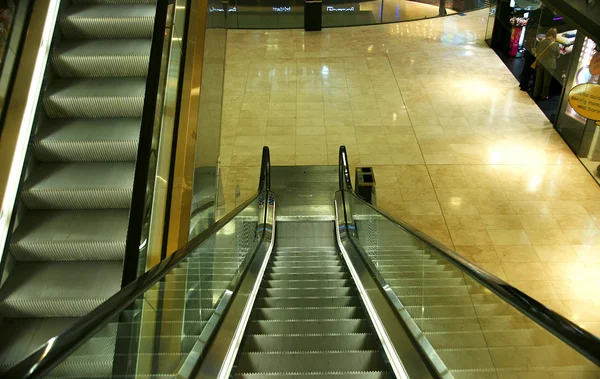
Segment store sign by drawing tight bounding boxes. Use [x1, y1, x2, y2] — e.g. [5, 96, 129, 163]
[273, 6, 291, 11]
[326, 6, 355, 11]
[569, 83, 600, 122]
[591, 52, 600, 75]
[514, 0, 541, 10]
[209, 6, 237, 12]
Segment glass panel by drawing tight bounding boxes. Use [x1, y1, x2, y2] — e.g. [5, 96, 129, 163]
[47, 195, 263, 378]
[485, 0, 497, 45]
[234, 0, 303, 29]
[189, 0, 228, 239]
[345, 190, 600, 377]
[0, 0, 33, 133]
[143, 0, 189, 271]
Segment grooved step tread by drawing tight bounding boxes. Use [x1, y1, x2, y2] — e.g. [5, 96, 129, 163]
[9, 210, 128, 261]
[22, 162, 134, 209]
[55, 39, 151, 58]
[62, 4, 156, 19]
[242, 333, 380, 353]
[33, 117, 141, 144]
[33, 119, 140, 162]
[254, 296, 360, 308]
[252, 307, 365, 320]
[52, 39, 151, 78]
[0, 262, 122, 317]
[45, 77, 146, 100]
[237, 351, 387, 373]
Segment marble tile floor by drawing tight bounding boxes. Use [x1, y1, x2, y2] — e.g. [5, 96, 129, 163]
[217, 10, 600, 339]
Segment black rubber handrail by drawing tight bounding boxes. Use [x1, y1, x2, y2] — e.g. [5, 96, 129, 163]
[190, 200, 216, 218]
[5, 147, 272, 379]
[337, 145, 600, 367]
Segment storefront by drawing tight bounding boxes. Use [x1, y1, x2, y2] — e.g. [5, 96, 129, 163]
[486, 0, 600, 183]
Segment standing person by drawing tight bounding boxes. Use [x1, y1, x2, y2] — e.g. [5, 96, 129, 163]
[532, 28, 560, 100]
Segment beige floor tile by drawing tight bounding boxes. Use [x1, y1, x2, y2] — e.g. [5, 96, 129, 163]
[510, 201, 551, 215]
[533, 245, 579, 262]
[475, 199, 515, 215]
[445, 215, 486, 231]
[404, 201, 442, 216]
[449, 229, 492, 246]
[395, 165, 433, 189]
[455, 245, 500, 263]
[399, 187, 438, 202]
[572, 245, 600, 262]
[495, 246, 539, 263]
[487, 229, 531, 246]
[524, 229, 570, 245]
[553, 214, 596, 229]
[502, 262, 548, 281]
[428, 165, 468, 189]
[563, 228, 600, 245]
[518, 215, 560, 230]
[544, 262, 587, 280]
[481, 215, 522, 230]
[360, 154, 393, 165]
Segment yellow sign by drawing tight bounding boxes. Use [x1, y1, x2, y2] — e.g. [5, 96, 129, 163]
[568, 83, 600, 121]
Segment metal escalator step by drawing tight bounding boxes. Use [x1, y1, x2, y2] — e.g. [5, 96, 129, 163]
[273, 256, 339, 263]
[60, 4, 155, 39]
[406, 304, 478, 319]
[377, 263, 456, 272]
[44, 77, 146, 118]
[9, 210, 128, 261]
[271, 260, 341, 268]
[270, 266, 345, 274]
[400, 295, 477, 307]
[246, 319, 371, 335]
[32, 118, 140, 162]
[235, 373, 391, 379]
[391, 285, 481, 297]
[266, 272, 350, 281]
[254, 296, 360, 308]
[387, 278, 468, 287]
[236, 351, 387, 373]
[263, 279, 352, 288]
[277, 237, 336, 249]
[380, 270, 463, 279]
[242, 333, 380, 353]
[258, 288, 354, 298]
[21, 162, 134, 209]
[424, 331, 488, 349]
[0, 262, 122, 317]
[52, 39, 151, 78]
[275, 247, 338, 253]
[252, 307, 364, 320]
[46, 356, 113, 378]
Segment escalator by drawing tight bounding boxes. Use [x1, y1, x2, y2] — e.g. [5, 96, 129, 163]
[233, 220, 391, 378]
[0, 0, 158, 371]
[4, 147, 600, 378]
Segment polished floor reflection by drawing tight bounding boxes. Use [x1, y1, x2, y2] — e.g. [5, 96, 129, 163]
[219, 10, 600, 338]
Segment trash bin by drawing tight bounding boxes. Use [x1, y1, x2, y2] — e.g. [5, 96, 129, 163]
[355, 167, 376, 205]
[304, 0, 322, 31]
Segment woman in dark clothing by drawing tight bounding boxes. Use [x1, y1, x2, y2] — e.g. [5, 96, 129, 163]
[533, 28, 561, 100]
